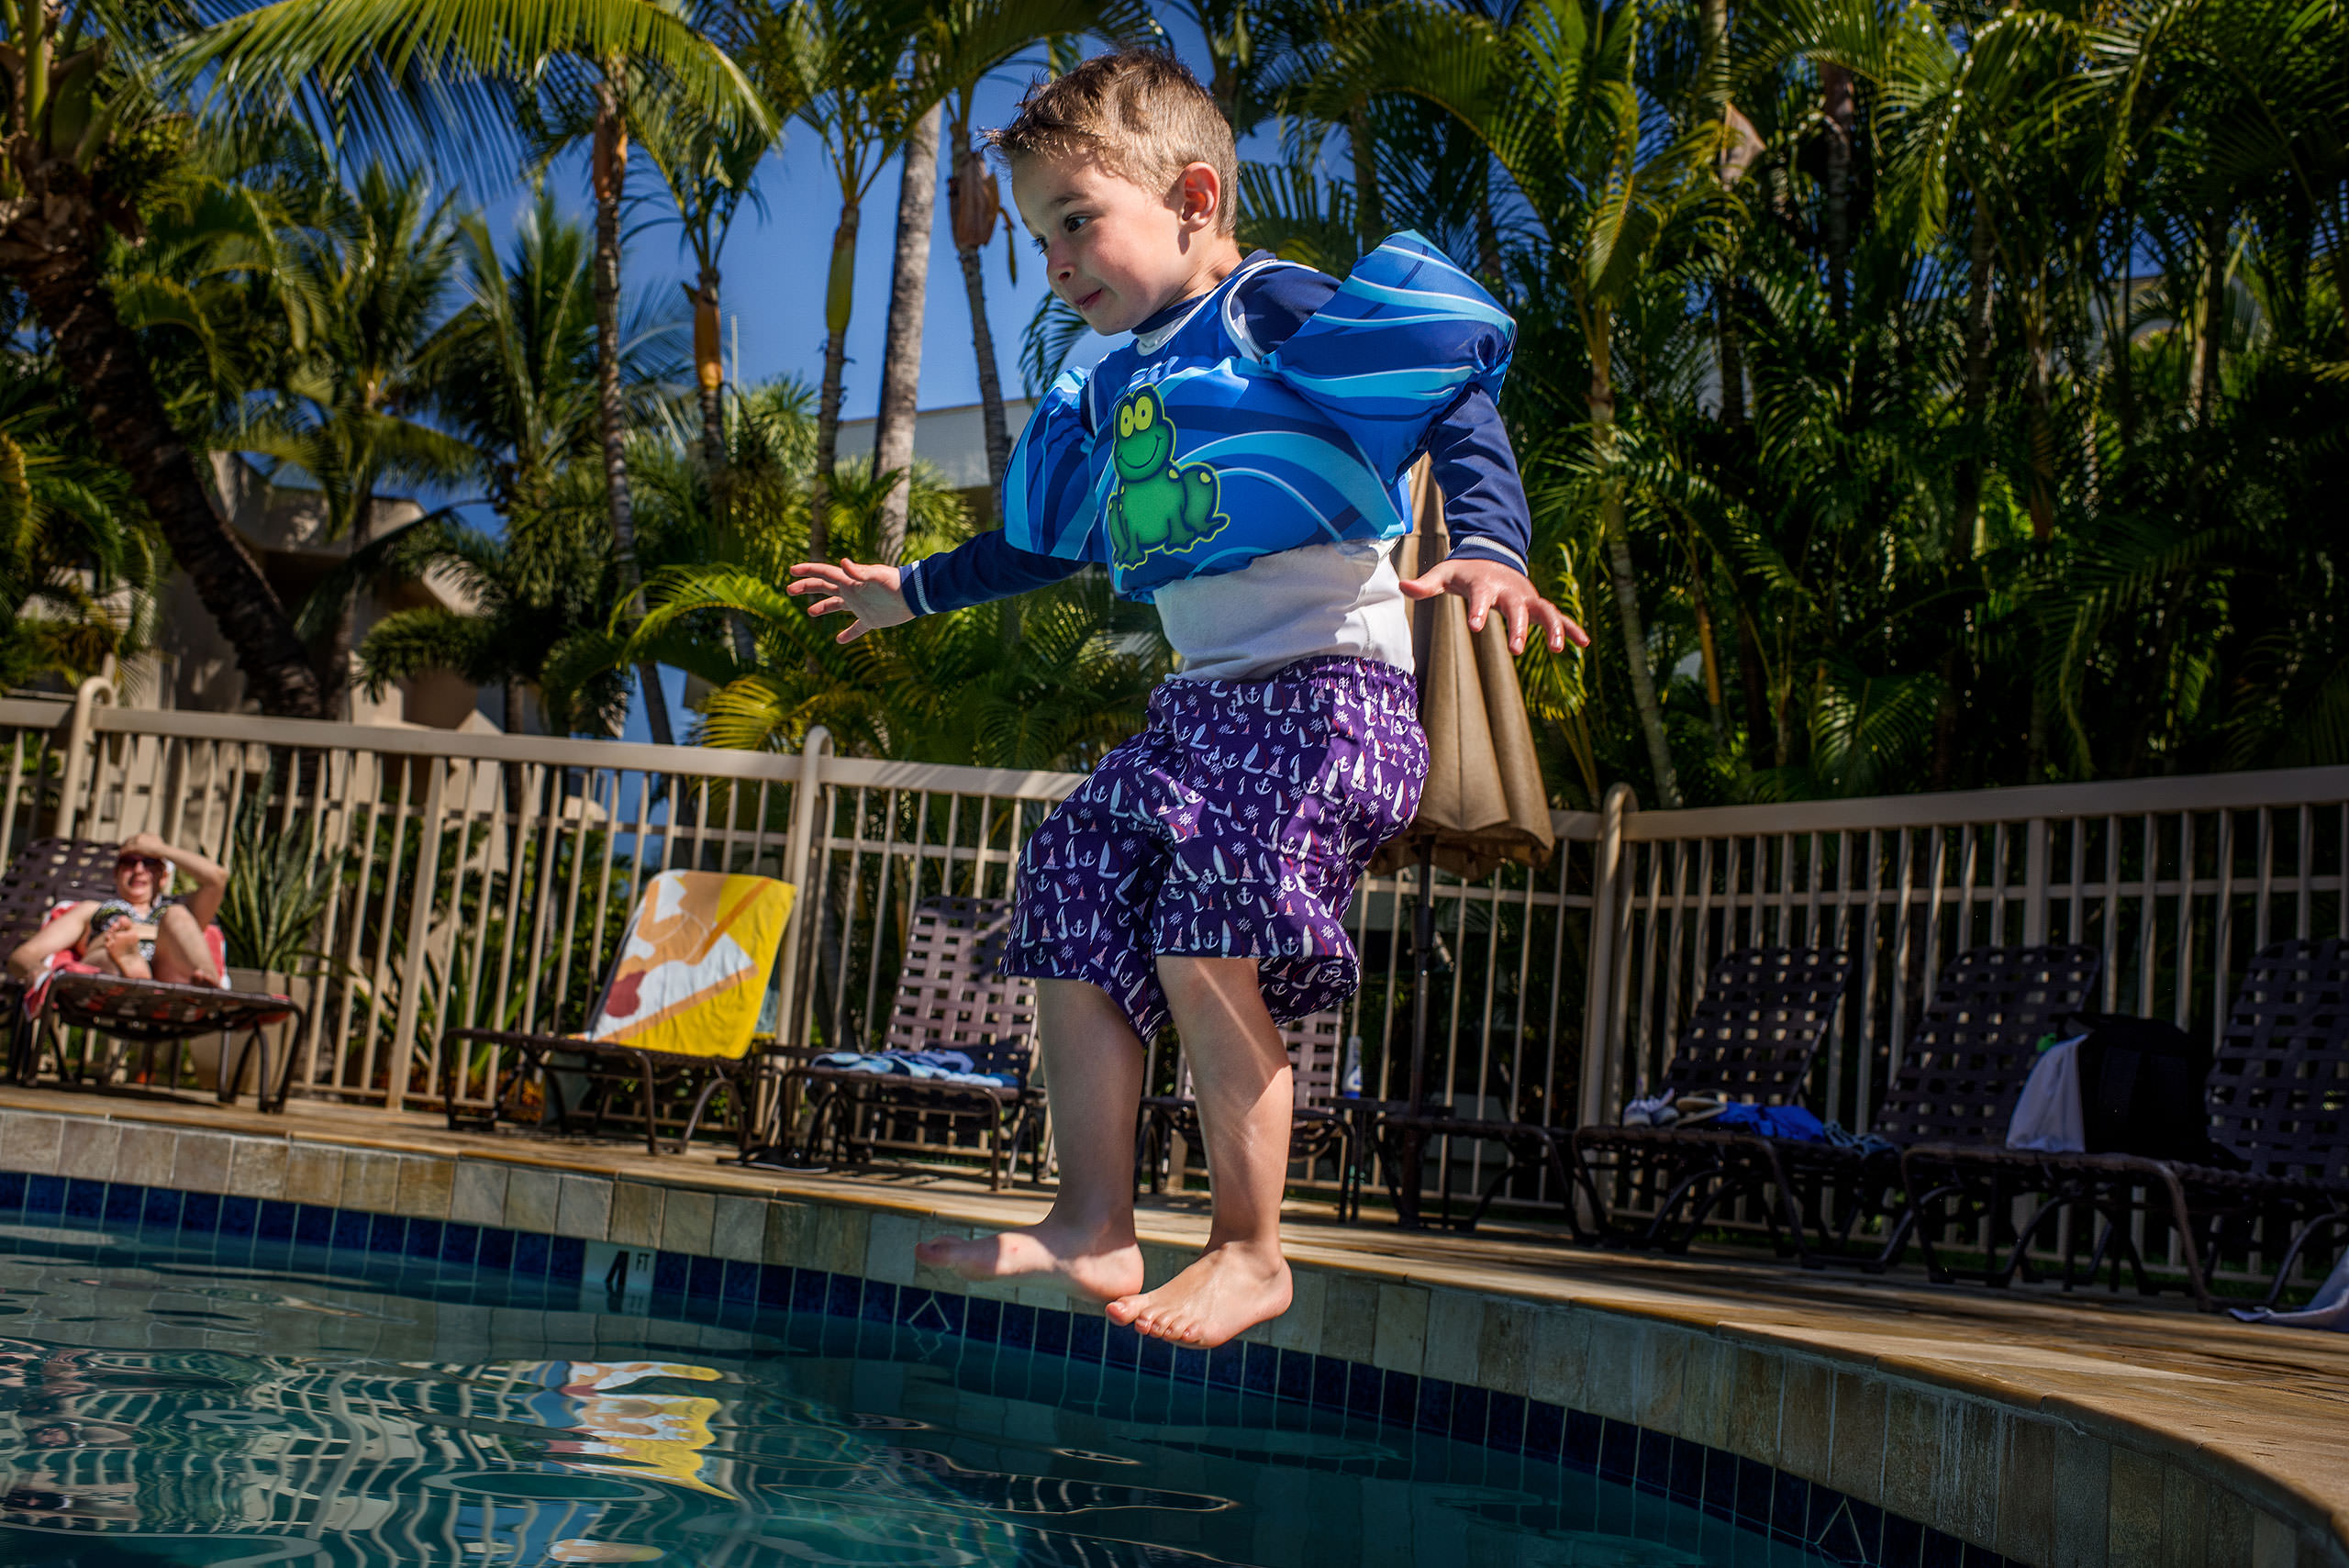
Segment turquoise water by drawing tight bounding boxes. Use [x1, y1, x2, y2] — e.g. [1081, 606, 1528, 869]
[0, 1220, 1831, 1566]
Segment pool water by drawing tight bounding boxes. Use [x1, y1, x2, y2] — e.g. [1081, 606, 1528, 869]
[0, 1220, 1832, 1567]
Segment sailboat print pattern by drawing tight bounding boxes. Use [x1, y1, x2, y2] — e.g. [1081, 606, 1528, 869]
[1008, 657, 1427, 1040]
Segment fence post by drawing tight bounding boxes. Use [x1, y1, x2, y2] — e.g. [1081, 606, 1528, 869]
[1576, 783, 1636, 1132]
[2022, 816, 2049, 946]
[385, 756, 449, 1114]
[773, 727, 830, 1051]
[52, 676, 116, 840]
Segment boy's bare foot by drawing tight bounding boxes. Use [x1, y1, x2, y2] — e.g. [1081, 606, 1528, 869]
[915, 1221, 1144, 1303]
[1106, 1240, 1290, 1349]
[104, 928, 151, 981]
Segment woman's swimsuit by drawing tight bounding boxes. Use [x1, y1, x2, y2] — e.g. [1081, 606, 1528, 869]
[82, 896, 176, 963]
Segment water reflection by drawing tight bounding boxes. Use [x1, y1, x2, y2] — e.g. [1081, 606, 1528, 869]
[0, 1224, 1829, 1567]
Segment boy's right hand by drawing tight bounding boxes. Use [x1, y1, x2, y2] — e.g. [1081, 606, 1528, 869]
[788, 559, 912, 643]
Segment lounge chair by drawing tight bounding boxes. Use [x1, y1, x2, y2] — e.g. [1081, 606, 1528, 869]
[1903, 937, 2349, 1309]
[440, 869, 796, 1157]
[1564, 946, 1856, 1248]
[774, 895, 1044, 1191]
[1689, 944, 2101, 1269]
[1137, 1010, 1364, 1220]
[0, 837, 305, 1110]
[1370, 947, 1850, 1240]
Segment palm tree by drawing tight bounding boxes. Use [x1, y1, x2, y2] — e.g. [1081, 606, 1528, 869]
[174, 0, 774, 739]
[229, 162, 478, 714]
[1331, 0, 1713, 805]
[945, 90, 1019, 511]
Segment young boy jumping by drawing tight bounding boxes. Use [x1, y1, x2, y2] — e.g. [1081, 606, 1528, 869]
[789, 50, 1586, 1351]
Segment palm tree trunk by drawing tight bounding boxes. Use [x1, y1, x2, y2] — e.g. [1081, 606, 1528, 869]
[592, 73, 674, 747]
[1954, 205, 1996, 539]
[1347, 105, 1387, 248]
[960, 243, 1012, 509]
[1820, 63, 1855, 326]
[14, 240, 324, 717]
[810, 196, 862, 562]
[692, 265, 726, 474]
[948, 125, 1012, 510]
[872, 104, 941, 566]
[1591, 312, 1680, 806]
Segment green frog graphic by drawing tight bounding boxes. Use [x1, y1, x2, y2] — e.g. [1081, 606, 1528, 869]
[1104, 385, 1227, 572]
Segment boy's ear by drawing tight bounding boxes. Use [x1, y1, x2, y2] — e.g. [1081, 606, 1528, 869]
[1175, 161, 1222, 231]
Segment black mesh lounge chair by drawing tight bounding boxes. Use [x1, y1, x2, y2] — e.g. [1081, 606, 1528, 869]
[1903, 938, 2349, 1310]
[1685, 945, 2101, 1269]
[1137, 1010, 1364, 1220]
[1371, 947, 1849, 1240]
[1564, 946, 1854, 1248]
[776, 895, 1044, 1191]
[1, 837, 305, 1110]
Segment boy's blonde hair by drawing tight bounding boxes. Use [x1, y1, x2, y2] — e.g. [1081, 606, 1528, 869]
[988, 51, 1239, 235]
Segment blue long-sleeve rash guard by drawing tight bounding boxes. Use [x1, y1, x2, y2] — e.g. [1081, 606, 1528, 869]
[899, 256, 1534, 617]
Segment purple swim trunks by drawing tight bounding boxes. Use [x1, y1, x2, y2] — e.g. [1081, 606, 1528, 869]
[1009, 656, 1427, 1040]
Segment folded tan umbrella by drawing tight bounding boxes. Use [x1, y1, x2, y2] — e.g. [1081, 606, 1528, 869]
[1373, 462, 1555, 881]
[1373, 462, 1557, 1221]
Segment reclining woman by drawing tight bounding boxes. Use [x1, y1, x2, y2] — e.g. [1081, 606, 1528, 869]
[6, 833, 230, 987]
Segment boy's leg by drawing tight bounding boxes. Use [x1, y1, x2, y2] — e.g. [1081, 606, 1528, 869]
[1106, 955, 1294, 1349]
[914, 978, 1146, 1302]
[151, 907, 218, 986]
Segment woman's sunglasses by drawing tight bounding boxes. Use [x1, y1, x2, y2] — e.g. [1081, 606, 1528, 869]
[116, 854, 167, 876]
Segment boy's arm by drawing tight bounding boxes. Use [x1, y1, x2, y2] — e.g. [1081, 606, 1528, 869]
[899, 531, 1086, 617]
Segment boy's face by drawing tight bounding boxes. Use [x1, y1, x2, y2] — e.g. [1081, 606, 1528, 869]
[1011, 150, 1220, 337]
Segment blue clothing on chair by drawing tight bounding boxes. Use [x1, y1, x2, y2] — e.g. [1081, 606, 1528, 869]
[811, 1050, 1018, 1088]
[1711, 1104, 1829, 1142]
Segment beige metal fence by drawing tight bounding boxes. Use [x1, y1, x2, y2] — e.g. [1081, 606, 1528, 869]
[12, 681, 2348, 1243]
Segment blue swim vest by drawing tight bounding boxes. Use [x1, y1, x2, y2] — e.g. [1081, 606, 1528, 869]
[1000, 232, 1515, 602]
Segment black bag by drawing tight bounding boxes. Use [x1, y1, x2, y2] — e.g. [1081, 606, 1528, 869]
[2068, 1013, 2242, 1167]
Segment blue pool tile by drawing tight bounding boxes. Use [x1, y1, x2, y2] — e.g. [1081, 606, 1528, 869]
[859, 1280, 896, 1323]
[789, 1269, 826, 1313]
[258, 1200, 295, 1240]
[651, 1251, 688, 1296]
[1565, 1408, 1602, 1470]
[0, 1170, 24, 1208]
[759, 1265, 793, 1308]
[1307, 1354, 1344, 1410]
[1701, 1446, 1737, 1518]
[63, 1178, 104, 1223]
[1486, 1392, 1524, 1452]
[1101, 1321, 1139, 1370]
[550, 1236, 585, 1282]
[1878, 1512, 1925, 1567]
[331, 1209, 370, 1251]
[436, 1220, 475, 1265]
[141, 1186, 182, 1229]
[401, 1218, 440, 1260]
[27, 1173, 65, 1214]
[1171, 1346, 1208, 1385]
[1033, 1308, 1069, 1360]
[1958, 1544, 2007, 1568]
[1067, 1312, 1104, 1365]
[1916, 1528, 1964, 1568]
[1837, 1498, 1884, 1563]
[1807, 1481, 1842, 1543]
[1414, 1377, 1451, 1435]
[686, 1255, 724, 1300]
[1343, 1361, 1381, 1416]
[1378, 1371, 1415, 1427]
[1523, 1401, 1564, 1461]
[513, 1230, 551, 1276]
[911, 1291, 964, 1336]
[292, 1204, 331, 1246]
[1770, 1472, 1809, 1542]
[1600, 1418, 1638, 1483]
[1268, 1347, 1306, 1405]
[1240, 1342, 1275, 1396]
[721, 1260, 759, 1305]
[999, 1303, 1035, 1350]
[1137, 1333, 1173, 1381]
[1667, 1436, 1703, 1503]
[180, 1191, 221, 1234]
[1205, 1340, 1244, 1390]
[964, 1297, 1001, 1343]
[1449, 1383, 1486, 1443]
[219, 1196, 260, 1239]
[1735, 1457, 1773, 1527]
[476, 1228, 515, 1271]
[823, 1272, 858, 1318]
[103, 1182, 143, 1225]
[367, 1213, 405, 1252]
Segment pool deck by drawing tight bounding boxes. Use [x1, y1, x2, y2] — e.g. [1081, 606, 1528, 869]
[0, 1082, 2342, 1568]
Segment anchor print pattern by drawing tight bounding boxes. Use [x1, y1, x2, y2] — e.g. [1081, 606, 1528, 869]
[1009, 657, 1427, 1040]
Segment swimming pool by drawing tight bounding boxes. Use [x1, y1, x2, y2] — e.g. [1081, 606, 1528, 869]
[0, 1218, 1837, 1567]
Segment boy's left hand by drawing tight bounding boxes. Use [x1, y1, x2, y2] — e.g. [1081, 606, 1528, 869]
[1399, 558, 1589, 655]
